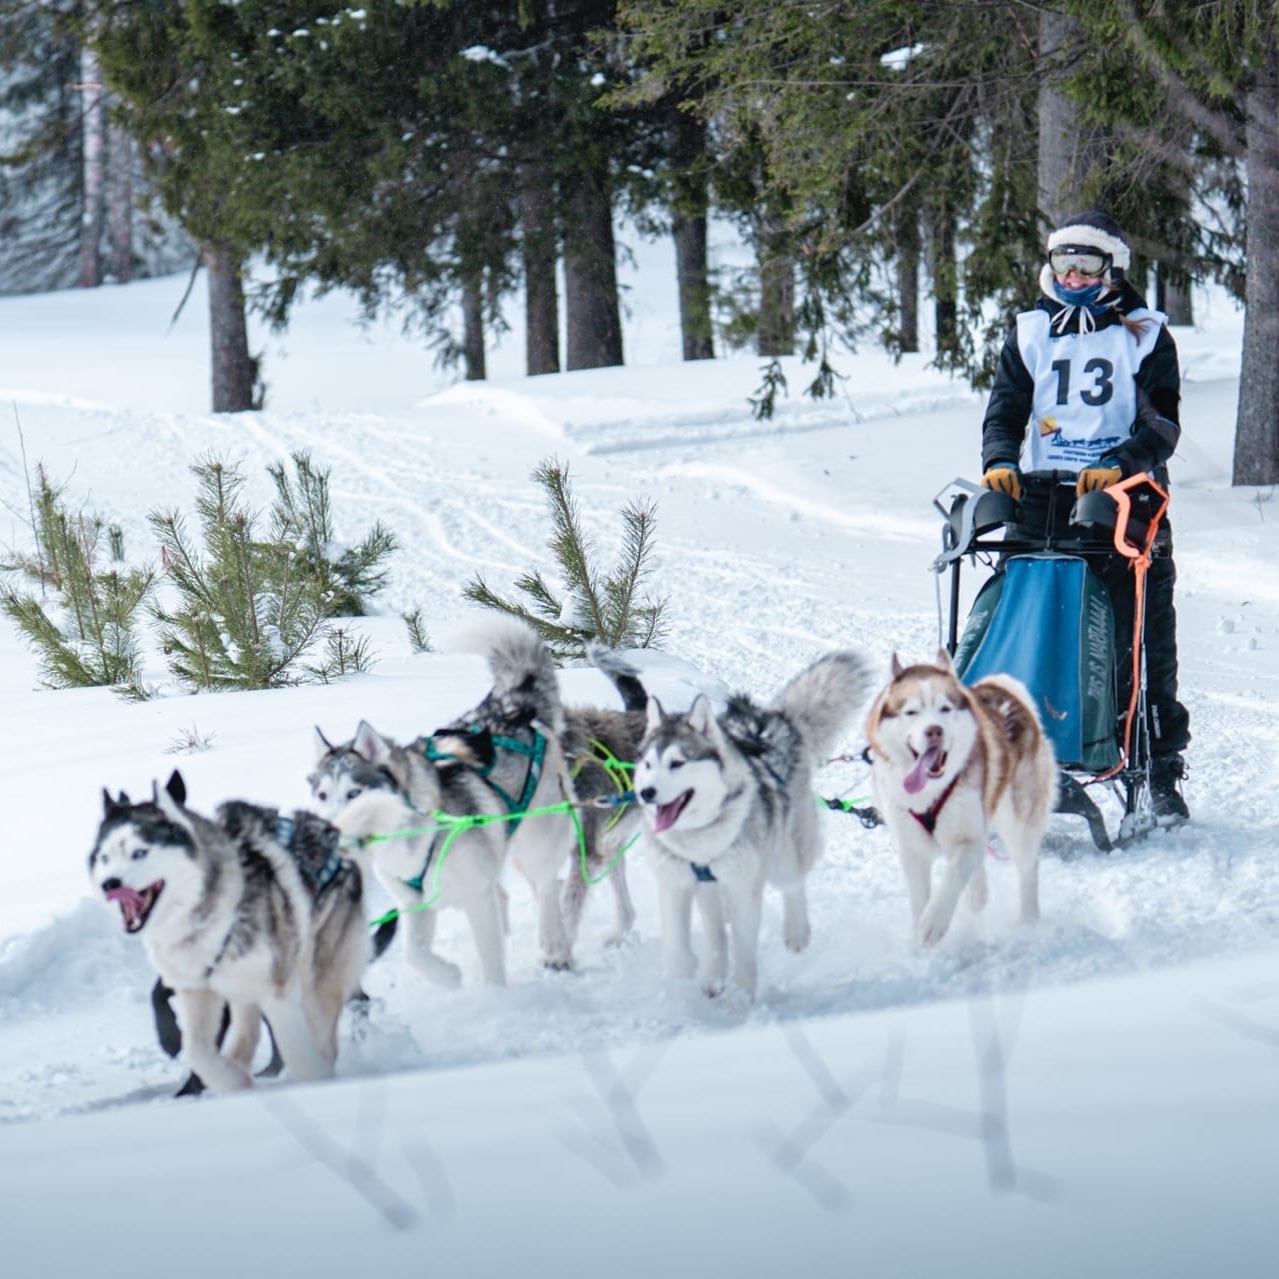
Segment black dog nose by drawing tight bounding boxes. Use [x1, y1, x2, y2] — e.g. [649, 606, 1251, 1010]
[101, 876, 122, 892]
[639, 786, 656, 803]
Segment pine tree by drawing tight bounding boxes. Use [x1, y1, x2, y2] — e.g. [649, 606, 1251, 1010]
[464, 458, 667, 661]
[1, 471, 153, 695]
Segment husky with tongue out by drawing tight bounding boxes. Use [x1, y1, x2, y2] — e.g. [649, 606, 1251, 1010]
[633, 649, 871, 999]
[88, 770, 371, 1094]
[865, 649, 1057, 946]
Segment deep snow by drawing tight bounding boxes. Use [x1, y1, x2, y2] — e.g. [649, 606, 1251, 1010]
[0, 230, 1276, 1277]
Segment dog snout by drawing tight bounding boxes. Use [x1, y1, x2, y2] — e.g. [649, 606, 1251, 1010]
[639, 785, 657, 803]
[100, 876, 122, 892]
[925, 723, 944, 747]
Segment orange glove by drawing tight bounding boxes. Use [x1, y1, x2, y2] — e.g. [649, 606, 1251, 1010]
[981, 465, 1022, 501]
[1076, 464, 1122, 495]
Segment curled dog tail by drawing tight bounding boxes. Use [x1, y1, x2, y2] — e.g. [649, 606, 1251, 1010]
[772, 650, 874, 760]
[450, 613, 565, 734]
[587, 642, 649, 713]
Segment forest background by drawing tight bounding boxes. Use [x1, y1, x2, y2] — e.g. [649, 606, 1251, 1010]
[1, 1, 1277, 482]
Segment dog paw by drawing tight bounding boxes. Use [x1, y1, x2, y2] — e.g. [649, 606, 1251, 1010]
[541, 953, 574, 972]
[783, 924, 811, 953]
[916, 903, 953, 947]
[419, 958, 463, 988]
[700, 975, 726, 998]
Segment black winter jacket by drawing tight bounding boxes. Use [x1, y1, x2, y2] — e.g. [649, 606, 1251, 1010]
[981, 278, 1182, 483]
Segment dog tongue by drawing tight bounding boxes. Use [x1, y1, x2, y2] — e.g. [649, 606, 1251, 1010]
[105, 884, 146, 928]
[652, 793, 689, 834]
[903, 747, 942, 795]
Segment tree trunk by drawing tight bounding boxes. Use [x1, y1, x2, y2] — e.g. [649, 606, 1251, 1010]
[520, 160, 560, 376]
[757, 210, 794, 357]
[1037, 7, 1107, 229]
[462, 272, 486, 381]
[929, 199, 958, 358]
[1233, 45, 1279, 486]
[78, 46, 105, 289]
[896, 202, 921, 354]
[205, 244, 258, 413]
[1156, 264, 1193, 326]
[563, 165, 623, 371]
[106, 115, 132, 284]
[670, 114, 713, 361]
[673, 210, 713, 360]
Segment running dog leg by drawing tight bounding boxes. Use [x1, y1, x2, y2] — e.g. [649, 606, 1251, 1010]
[657, 875, 696, 980]
[965, 858, 989, 915]
[695, 882, 728, 996]
[781, 884, 811, 953]
[605, 865, 636, 947]
[262, 990, 333, 1082]
[917, 839, 984, 946]
[401, 902, 463, 988]
[535, 875, 572, 970]
[222, 1003, 263, 1074]
[464, 888, 507, 985]
[723, 881, 764, 999]
[176, 988, 252, 1093]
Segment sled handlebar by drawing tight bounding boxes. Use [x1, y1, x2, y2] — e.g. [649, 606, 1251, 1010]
[933, 471, 1168, 569]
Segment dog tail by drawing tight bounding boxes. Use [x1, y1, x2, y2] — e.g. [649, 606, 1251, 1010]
[451, 613, 566, 733]
[587, 642, 649, 713]
[772, 650, 874, 760]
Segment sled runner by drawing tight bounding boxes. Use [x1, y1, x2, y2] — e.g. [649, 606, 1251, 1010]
[933, 469, 1170, 851]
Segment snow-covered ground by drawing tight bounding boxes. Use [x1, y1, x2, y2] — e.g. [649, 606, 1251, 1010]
[0, 233, 1275, 1277]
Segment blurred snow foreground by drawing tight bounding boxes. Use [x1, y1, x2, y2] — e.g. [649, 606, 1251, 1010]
[0, 243, 1275, 1276]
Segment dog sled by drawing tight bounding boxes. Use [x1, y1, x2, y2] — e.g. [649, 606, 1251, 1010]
[933, 469, 1170, 851]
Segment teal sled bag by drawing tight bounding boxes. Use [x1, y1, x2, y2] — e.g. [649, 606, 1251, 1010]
[952, 553, 1120, 773]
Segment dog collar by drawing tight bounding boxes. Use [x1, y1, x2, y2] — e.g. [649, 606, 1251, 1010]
[908, 770, 963, 836]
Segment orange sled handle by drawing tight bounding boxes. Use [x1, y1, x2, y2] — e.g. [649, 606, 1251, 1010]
[1092, 473, 1169, 782]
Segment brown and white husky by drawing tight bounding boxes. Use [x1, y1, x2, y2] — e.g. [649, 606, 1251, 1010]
[865, 649, 1057, 946]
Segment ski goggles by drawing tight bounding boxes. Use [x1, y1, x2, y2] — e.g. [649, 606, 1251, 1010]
[1049, 246, 1111, 279]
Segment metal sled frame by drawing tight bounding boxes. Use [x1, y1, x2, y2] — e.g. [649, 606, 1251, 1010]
[932, 470, 1169, 852]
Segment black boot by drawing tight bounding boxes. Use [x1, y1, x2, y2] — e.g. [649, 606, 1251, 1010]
[1151, 754, 1189, 826]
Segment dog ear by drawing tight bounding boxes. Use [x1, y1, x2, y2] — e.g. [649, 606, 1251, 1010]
[645, 696, 665, 732]
[934, 646, 955, 672]
[102, 787, 127, 818]
[353, 719, 389, 764]
[688, 694, 717, 737]
[314, 725, 335, 760]
[890, 652, 905, 678]
[164, 770, 187, 806]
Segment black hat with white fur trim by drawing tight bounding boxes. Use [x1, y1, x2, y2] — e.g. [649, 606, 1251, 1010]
[1046, 211, 1131, 271]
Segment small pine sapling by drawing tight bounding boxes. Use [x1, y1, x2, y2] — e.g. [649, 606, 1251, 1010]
[0, 470, 153, 696]
[265, 451, 396, 616]
[463, 457, 668, 661]
[149, 455, 331, 690]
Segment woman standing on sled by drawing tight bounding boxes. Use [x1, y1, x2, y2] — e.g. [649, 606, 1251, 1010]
[978, 210, 1190, 824]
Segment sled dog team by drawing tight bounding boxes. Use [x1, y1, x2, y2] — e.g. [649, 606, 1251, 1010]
[88, 616, 1058, 1094]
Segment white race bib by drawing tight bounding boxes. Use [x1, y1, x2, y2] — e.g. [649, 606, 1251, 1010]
[1015, 308, 1164, 473]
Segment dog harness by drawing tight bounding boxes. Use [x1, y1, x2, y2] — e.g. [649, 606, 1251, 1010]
[275, 814, 346, 897]
[422, 725, 547, 835]
[907, 771, 963, 836]
[689, 862, 717, 882]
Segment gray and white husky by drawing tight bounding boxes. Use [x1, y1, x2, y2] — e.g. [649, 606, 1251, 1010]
[631, 650, 872, 999]
[312, 617, 643, 970]
[88, 771, 371, 1094]
[317, 720, 511, 987]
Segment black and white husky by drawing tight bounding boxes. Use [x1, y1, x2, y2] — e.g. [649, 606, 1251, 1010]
[630, 651, 872, 999]
[88, 771, 371, 1094]
[312, 616, 644, 972]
